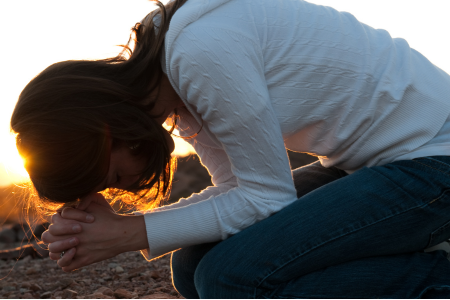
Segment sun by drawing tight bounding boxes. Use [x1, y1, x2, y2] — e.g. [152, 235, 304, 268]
[0, 134, 30, 186]
[3, 152, 29, 179]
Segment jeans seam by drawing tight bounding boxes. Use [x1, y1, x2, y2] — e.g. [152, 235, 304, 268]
[424, 156, 450, 168]
[429, 189, 450, 205]
[378, 162, 450, 205]
[413, 158, 450, 177]
[254, 200, 433, 293]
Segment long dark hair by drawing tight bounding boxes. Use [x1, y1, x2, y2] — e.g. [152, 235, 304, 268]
[10, 0, 188, 212]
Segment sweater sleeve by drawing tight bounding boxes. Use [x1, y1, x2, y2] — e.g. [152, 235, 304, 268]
[141, 26, 297, 258]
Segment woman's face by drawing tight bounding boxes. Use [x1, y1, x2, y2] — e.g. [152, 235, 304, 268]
[93, 130, 174, 193]
[93, 74, 181, 193]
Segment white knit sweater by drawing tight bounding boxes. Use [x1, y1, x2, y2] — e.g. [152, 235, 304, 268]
[141, 0, 450, 258]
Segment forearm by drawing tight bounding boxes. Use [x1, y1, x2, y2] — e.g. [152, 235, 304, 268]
[117, 215, 149, 253]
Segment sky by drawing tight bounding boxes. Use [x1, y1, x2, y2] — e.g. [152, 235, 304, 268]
[0, 0, 450, 187]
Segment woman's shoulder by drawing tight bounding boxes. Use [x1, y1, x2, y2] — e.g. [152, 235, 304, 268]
[165, 0, 231, 48]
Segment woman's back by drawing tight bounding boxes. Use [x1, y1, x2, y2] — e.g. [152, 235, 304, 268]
[167, 0, 450, 171]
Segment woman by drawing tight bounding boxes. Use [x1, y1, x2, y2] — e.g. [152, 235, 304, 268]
[11, 0, 450, 298]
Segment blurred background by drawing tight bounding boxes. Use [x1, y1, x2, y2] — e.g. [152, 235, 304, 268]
[1, 0, 450, 225]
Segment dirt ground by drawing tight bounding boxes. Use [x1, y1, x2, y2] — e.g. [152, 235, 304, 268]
[0, 251, 179, 299]
[0, 152, 316, 299]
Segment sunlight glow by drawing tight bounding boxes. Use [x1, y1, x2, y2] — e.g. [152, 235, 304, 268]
[172, 133, 196, 157]
[0, 135, 30, 187]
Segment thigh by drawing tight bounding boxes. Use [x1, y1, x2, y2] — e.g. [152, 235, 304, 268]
[271, 251, 450, 299]
[171, 161, 346, 298]
[194, 157, 450, 298]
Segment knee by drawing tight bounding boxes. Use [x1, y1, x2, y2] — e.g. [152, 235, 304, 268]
[194, 246, 255, 299]
[193, 252, 225, 298]
[171, 249, 199, 298]
[171, 242, 219, 298]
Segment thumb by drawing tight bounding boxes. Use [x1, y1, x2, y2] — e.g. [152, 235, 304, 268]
[77, 193, 112, 211]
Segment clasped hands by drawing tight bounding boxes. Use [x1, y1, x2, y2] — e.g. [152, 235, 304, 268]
[41, 193, 148, 272]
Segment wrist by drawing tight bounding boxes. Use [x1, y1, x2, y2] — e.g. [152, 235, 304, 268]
[116, 214, 149, 253]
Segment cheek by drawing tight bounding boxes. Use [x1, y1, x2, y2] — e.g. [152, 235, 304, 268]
[128, 156, 147, 177]
[121, 174, 141, 188]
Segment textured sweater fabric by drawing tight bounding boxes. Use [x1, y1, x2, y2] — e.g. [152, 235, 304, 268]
[141, 0, 450, 258]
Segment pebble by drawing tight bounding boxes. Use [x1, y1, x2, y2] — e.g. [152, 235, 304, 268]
[115, 266, 124, 273]
[22, 292, 33, 298]
[26, 267, 37, 275]
[94, 287, 114, 297]
[142, 293, 174, 299]
[19, 288, 29, 294]
[107, 263, 118, 269]
[59, 279, 75, 289]
[129, 265, 147, 274]
[30, 283, 42, 291]
[92, 292, 114, 299]
[155, 287, 171, 293]
[127, 265, 148, 280]
[81, 279, 92, 286]
[69, 281, 80, 288]
[114, 288, 133, 299]
[149, 270, 161, 279]
[54, 291, 63, 298]
[7, 293, 19, 299]
[3, 286, 16, 292]
[20, 282, 31, 289]
[62, 289, 78, 299]
[40, 291, 52, 299]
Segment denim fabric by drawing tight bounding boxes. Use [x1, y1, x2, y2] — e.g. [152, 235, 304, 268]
[171, 157, 450, 298]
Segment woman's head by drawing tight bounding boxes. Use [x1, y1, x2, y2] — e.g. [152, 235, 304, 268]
[10, 0, 187, 211]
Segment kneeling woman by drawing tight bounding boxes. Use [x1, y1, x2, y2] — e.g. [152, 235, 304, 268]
[11, 0, 450, 298]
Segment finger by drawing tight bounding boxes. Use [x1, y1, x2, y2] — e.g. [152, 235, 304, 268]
[78, 193, 113, 210]
[51, 212, 62, 224]
[48, 223, 82, 236]
[56, 201, 78, 213]
[48, 237, 79, 253]
[61, 207, 95, 223]
[43, 216, 79, 242]
[42, 226, 79, 243]
[49, 252, 62, 261]
[41, 230, 61, 243]
[76, 195, 94, 211]
[62, 255, 91, 272]
[57, 248, 76, 268]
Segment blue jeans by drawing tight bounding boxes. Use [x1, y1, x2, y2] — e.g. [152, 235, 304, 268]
[171, 157, 450, 298]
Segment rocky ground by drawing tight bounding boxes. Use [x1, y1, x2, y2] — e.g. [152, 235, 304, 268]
[0, 152, 316, 299]
[0, 251, 178, 299]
